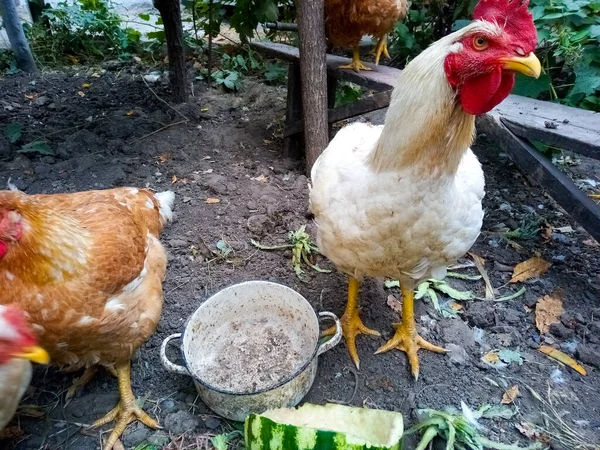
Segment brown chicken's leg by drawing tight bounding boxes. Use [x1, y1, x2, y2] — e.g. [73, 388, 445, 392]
[65, 366, 98, 401]
[322, 277, 380, 369]
[375, 281, 446, 379]
[373, 36, 391, 65]
[93, 361, 160, 450]
[339, 46, 372, 72]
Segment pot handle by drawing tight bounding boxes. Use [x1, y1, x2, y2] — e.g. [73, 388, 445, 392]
[317, 311, 342, 356]
[160, 333, 190, 376]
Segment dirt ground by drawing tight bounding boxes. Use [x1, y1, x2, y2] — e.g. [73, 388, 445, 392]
[1, 67, 600, 450]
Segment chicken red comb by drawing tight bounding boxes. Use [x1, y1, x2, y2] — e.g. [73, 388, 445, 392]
[473, 0, 538, 52]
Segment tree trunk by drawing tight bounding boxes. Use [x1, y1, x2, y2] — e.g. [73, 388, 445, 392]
[153, 0, 187, 103]
[296, 0, 328, 174]
[0, 0, 37, 73]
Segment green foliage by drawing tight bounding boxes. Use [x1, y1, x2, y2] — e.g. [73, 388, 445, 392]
[182, 0, 295, 44]
[4, 123, 23, 144]
[202, 48, 286, 90]
[24, 0, 142, 66]
[335, 82, 363, 107]
[2, 122, 54, 156]
[390, 0, 477, 65]
[514, 0, 600, 110]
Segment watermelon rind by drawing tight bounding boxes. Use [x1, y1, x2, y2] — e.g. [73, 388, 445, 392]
[245, 403, 404, 450]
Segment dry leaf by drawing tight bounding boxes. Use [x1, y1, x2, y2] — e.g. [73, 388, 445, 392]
[126, 110, 137, 117]
[469, 252, 494, 300]
[252, 174, 268, 183]
[535, 294, 563, 334]
[483, 351, 500, 363]
[387, 295, 402, 313]
[510, 257, 551, 283]
[156, 153, 172, 163]
[203, 169, 214, 174]
[450, 302, 463, 312]
[82, 83, 91, 88]
[205, 198, 221, 204]
[539, 345, 586, 375]
[501, 385, 519, 404]
[171, 175, 178, 184]
[77, 91, 85, 97]
[263, 139, 273, 144]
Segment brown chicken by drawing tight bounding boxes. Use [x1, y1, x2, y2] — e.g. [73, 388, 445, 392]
[0, 187, 175, 450]
[325, 0, 407, 71]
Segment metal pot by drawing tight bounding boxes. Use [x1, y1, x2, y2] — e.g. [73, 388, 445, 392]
[160, 280, 341, 421]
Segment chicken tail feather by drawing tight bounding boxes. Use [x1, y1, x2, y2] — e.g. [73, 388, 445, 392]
[154, 191, 175, 226]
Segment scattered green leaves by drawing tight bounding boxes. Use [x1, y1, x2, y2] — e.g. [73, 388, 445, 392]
[18, 141, 54, 156]
[251, 225, 331, 279]
[4, 122, 22, 144]
[407, 404, 542, 450]
[210, 430, 244, 450]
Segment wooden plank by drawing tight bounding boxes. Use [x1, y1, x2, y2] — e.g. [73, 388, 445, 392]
[477, 113, 600, 243]
[494, 95, 600, 160]
[284, 90, 392, 137]
[295, 0, 328, 172]
[250, 41, 399, 91]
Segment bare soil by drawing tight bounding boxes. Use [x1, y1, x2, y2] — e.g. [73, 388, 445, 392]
[1, 67, 600, 450]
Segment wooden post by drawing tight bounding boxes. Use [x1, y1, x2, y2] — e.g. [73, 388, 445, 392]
[283, 63, 304, 159]
[296, 0, 328, 173]
[0, 0, 37, 73]
[153, 0, 188, 103]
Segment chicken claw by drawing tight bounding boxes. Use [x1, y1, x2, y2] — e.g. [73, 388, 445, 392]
[65, 366, 98, 402]
[374, 284, 445, 379]
[339, 46, 373, 72]
[373, 36, 391, 65]
[375, 323, 446, 380]
[93, 362, 160, 450]
[322, 278, 380, 369]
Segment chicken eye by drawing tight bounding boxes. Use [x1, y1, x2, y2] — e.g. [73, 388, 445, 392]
[473, 36, 488, 50]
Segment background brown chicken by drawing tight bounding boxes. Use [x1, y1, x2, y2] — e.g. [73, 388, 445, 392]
[0, 187, 174, 450]
[325, 0, 407, 71]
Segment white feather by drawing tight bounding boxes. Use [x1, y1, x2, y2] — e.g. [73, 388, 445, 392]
[154, 191, 175, 225]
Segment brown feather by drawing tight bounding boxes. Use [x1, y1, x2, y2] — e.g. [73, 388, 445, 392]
[325, 0, 407, 49]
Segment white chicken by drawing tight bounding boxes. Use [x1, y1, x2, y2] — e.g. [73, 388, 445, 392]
[0, 304, 50, 431]
[311, 0, 541, 378]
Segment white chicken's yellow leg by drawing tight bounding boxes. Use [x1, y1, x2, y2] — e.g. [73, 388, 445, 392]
[322, 277, 380, 369]
[93, 361, 160, 450]
[339, 46, 372, 72]
[373, 36, 391, 65]
[375, 282, 446, 379]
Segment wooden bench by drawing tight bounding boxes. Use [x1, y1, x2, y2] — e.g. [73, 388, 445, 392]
[250, 40, 600, 243]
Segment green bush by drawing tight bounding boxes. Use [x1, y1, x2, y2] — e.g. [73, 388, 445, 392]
[24, 0, 142, 65]
[513, 0, 600, 111]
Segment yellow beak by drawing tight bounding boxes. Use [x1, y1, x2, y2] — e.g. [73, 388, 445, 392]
[14, 346, 50, 364]
[499, 52, 542, 78]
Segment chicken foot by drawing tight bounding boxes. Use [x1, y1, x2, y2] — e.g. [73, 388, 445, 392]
[322, 277, 380, 369]
[65, 366, 98, 401]
[339, 46, 372, 72]
[375, 282, 446, 379]
[93, 361, 160, 450]
[373, 36, 391, 65]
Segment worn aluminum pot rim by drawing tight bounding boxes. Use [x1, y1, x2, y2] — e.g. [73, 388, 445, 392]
[180, 280, 322, 397]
